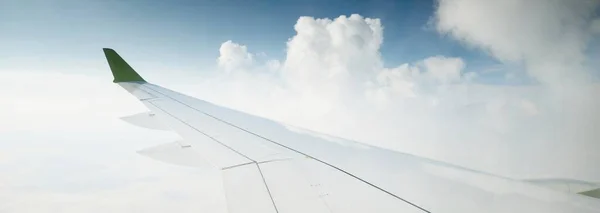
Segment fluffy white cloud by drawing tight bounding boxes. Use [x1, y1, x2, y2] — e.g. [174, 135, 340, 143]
[218, 40, 255, 73]
[420, 56, 465, 84]
[368, 55, 467, 109]
[283, 15, 383, 85]
[199, 15, 477, 141]
[211, 15, 471, 110]
[433, 0, 600, 86]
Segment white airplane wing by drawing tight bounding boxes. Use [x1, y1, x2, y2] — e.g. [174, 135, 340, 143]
[103, 48, 600, 213]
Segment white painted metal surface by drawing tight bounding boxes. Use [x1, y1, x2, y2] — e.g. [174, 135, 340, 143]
[117, 82, 600, 213]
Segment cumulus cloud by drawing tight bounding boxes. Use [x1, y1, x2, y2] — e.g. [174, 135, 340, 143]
[420, 56, 465, 84]
[218, 41, 255, 73]
[201, 15, 476, 135]
[433, 0, 600, 86]
[211, 15, 472, 110]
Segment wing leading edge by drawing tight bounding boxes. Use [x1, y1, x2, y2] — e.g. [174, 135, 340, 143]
[103, 48, 600, 213]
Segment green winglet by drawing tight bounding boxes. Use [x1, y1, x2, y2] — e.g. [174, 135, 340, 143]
[103, 48, 146, 83]
[579, 188, 600, 199]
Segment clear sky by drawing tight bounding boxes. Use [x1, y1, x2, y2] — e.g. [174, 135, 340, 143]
[1, 0, 600, 212]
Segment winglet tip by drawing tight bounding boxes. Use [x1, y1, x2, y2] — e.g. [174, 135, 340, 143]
[103, 48, 146, 83]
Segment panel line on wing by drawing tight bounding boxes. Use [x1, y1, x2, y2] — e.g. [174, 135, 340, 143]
[222, 162, 256, 170]
[223, 158, 294, 171]
[257, 163, 281, 213]
[146, 100, 256, 164]
[140, 84, 431, 213]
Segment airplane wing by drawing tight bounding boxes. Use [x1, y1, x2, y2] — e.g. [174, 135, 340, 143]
[103, 48, 600, 213]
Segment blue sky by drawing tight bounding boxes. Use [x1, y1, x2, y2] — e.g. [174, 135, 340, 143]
[1, 0, 498, 77]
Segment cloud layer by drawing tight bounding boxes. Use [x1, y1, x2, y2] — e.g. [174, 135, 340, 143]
[0, 71, 227, 213]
